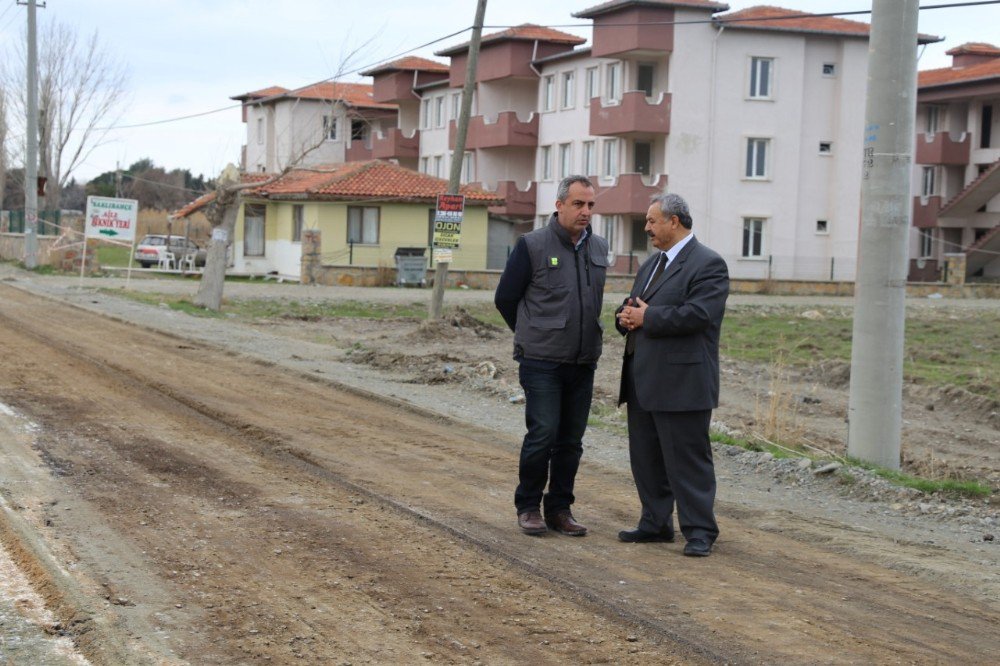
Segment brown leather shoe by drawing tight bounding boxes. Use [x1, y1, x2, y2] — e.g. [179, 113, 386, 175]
[518, 510, 547, 535]
[545, 510, 588, 536]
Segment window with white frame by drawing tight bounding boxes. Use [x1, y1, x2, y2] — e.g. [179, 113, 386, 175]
[605, 62, 621, 102]
[603, 215, 617, 261]
[542, 75, 555, 111]
[434, 96, 445, 128]
[745, 138, 770, 179]
[420, 156, 430, 174]
[540, 145, 552, 180]
[561, 71, 575, 109]
[819, 141, 832, 155]
[451, 92, 461, 121]
[919, 229, 933, 258]
[582, 140, 596, 176]
[421, 98, 431, 129]
[244, 204, 266, 256]
[815, 219, 829, 234]
[742, 217, 765, 258]
[559, 143, 572, 179]
[602, 139, 619, 178]
[462, 151, 474, 184]
[585, 66, 598, 106]
[749, 57, 773, 98]
[921, 166, 937, 196]
[926, 105, 941, 134]
[292, 204, 304, 242]
[323, 115, 339, 141]
[256, 117, 264, 144]
[347, 206, 380, 244]
[433, 155, 443, 178]
[822, 63, 836, 76]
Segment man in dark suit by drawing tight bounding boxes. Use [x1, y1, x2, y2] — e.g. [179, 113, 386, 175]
[614, 193, 729, 557]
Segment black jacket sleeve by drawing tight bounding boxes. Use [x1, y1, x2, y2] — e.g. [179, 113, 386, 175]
[494, 236, 531, 332]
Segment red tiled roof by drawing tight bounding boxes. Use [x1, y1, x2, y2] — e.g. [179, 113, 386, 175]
[919, 58, 1000, 88]
[231, 81, 396, 110]
[436, 24, 586, 56]
[173, 162, 502, 217]
[361, 56, 449, 77]
[170, 174, 271, 219]
[716, 6, 941, 44]
[946, 42, 1000, 56]
[574, 0, 729, 19]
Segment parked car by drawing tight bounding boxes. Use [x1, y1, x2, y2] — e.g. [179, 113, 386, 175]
[134, 235, 207, 269]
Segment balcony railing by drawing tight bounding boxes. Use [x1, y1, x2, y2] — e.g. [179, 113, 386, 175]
[915, 132, 970, 165]
[912, 195, 942, 228]
[475, 180, 536, 218]
[590, 91, 671, 137]
[372, 128, 420, 160]
[593, 173, 669, 215]
[449, 111, 538, 150]
[345, 140, 374, 162]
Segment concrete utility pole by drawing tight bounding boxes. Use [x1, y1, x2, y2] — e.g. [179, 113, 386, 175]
[429, 0, 487, 319]
[847, 0, 920, 470]
[22, 0, 39, 268]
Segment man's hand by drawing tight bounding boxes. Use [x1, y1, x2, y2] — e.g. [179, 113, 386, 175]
[615, 297, 648, 331]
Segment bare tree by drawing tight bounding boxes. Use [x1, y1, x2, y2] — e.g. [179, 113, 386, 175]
[0, 87, 8, 212]
[3, 20, 128, 212]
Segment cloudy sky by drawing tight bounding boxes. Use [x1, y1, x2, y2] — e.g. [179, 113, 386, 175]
[1, 0, 995, 186]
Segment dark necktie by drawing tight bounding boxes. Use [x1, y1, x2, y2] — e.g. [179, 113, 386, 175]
[625, 253, 667, 355]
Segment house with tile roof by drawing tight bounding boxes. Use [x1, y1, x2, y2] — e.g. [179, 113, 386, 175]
[173, 160, 506, 279]
[910, 42, 1000, 282]
[233, 2, 951, 282]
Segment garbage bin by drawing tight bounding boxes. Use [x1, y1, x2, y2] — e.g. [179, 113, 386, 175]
[394, 247, 427, 287]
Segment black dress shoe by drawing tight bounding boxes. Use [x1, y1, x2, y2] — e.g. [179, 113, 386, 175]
[618, 528, 675, 543]
[683, 538, 712, 557]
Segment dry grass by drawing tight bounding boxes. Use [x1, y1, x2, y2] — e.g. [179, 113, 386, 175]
[752, 351, 803, 446]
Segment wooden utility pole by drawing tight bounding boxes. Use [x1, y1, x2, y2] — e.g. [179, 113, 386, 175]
[22, 0, 39, 268]
[429, 0, 487, 319]
[847, 0, 920, 469]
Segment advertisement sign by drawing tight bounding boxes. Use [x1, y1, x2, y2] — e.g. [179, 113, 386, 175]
[85, 196, 139, 242]
[432, 193, 465, 250]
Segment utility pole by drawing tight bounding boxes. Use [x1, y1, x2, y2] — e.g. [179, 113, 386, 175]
[22, 0, 39, 269]
[847, 0, 920, 470]
[429, 0, 487, 319]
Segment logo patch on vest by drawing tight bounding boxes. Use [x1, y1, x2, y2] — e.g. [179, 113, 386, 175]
[549, 257, 559, 267]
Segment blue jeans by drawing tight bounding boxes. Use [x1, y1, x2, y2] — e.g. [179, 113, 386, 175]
[514, 361, 595, 516]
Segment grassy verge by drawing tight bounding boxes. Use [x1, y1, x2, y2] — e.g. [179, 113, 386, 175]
[96, 244, 132, 267]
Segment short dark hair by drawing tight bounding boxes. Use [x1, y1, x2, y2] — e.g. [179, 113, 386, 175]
[557, 175, 594, 202]
[650, 192, 693, 229]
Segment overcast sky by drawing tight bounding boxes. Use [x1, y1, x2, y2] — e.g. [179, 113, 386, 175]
[1, 1, 996, 186]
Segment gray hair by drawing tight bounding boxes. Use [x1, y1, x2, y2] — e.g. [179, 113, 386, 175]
[650, 192, 693, 229]
[556, 175, 594, 202]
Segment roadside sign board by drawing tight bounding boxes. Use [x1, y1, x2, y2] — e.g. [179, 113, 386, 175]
[432, 194, 464, 249]
[85, 196, 139, 242]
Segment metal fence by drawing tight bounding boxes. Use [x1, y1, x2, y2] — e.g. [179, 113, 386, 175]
[3, 210, 63, 236]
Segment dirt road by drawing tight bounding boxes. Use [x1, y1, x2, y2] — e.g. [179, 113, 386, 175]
[0, 280, 997, 664]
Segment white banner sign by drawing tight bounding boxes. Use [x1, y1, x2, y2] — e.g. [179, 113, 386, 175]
[85, 196, 139, 242]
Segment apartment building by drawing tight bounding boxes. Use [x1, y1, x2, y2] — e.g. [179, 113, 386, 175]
[235, 1, 943, 279]
[910, 43, 1000, 282]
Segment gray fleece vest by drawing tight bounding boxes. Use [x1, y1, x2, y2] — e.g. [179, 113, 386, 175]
[514, 216, 608, 364]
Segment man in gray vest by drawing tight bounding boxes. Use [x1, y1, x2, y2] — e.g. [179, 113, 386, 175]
[495, 175, 609, 536]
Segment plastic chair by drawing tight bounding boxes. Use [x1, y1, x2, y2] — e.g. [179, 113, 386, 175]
[158, 251, 176, 270]
[181, 253, 197, 272]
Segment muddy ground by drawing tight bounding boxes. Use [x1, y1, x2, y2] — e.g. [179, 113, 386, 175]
[0, 270, 997, 664]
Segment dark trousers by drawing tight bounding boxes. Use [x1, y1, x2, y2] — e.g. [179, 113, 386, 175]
[514, 362, 595, 516]
[624, 359, 718, 542]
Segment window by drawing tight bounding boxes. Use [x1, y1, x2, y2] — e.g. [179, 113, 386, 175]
[433, 155, 443, 178]
[926, 105, 941, 134]
[981, 104, 993, 149]
[634, 141, 652, 175]
[542, 75, 555, 111]
[630, 216, 647, 252]
[323, 115, 339, 141]
[540, 145, 552, 180]
[637, 63, 655, 97]
[582, 140, 596, 175]
[347, 206, 379, 244]
[462, 151, 474, 184]
[606, 62, 621, 102]
[434, 96, 445, 128]
[742, 218, 765, 258]
[256, 117, 264, 144]
[816, 219, 829, 234]
[745, 138, 769, 178]
[451, 92, 461, 121]
[822, 63, 836, 76]
[921, 166, 936, 196]
[559, 143, 572, 179]
[749, 57, 773, 98]
[561, 71, 575, 109]
[421, 156, 430, 174]
[292, 204, 304, 242]
[819, 141, 832, 154]
[243, 204, 266, 257]
[603, 215, 617, 259]
[602, 139, 619, 178]
[351, 119, 369, 146]
[919, 229, 933, 258]
[421, 98, 431, 129]
[585, 66, 598, 106]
